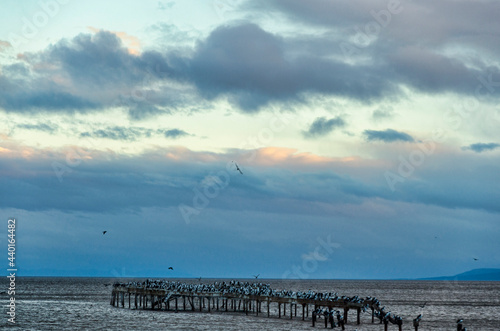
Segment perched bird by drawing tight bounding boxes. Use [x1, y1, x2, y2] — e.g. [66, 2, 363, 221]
[102, 231, 107, 235]
[168, 267, 173, 270]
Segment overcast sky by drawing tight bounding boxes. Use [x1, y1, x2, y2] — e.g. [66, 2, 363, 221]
[1, 0, 499, 279]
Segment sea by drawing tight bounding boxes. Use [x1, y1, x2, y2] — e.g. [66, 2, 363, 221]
[1, 277, 499, 330]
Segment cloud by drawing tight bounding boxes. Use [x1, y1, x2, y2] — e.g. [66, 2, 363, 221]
[187, 23, 398, 111]
[87, 27, 142, 55]
[263, 0, 500, 52]
[0, 142, 499, 216]
[252, 0, 500, 99]
[157, 1, 176, 11]
[164, 129, 189, 139]
[80, 126, 152, 141]
[1, 8, 499, 117]
[364, 129, 414, 143]
[16, 122, 58, 133]
[463, 143, 500, 153]
[80, 126, 190, 141]
[0, 30, 178, 118]
[0, 40, 12, 51]
[303, 116, 345, 138]
[372, 106, 395, 121]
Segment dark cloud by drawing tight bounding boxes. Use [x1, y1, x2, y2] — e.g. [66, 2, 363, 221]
[80, 126, 152, 141]
[42, 31, 170, 88]
[386, 47, 481, 95]
[164, 129, 189, 139]
[254, 0, 500, 99]
[80, 126, 190, 141]
[263, 0, 500, 51]
[0, 145, 499, 223]
[16, 122, 58, 133]
[0, 78, 99, 113]
[260, 0, 377, 27]
[0, 31, 177, 118]
[303, 116, 345, 138]
[187, 23, 397, 111]
[2, 25, 400, 115]
[127, 103, 167, 121]
[463, 143, 500, 153]
[2, 3, 500, 116]
[364, 129, 414, 142]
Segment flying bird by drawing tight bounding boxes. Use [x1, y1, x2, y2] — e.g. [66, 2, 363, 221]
[419, 301, 427, 308]
[253, 274, 260, 279]
[102, 231, 107, 235]
[168, 267, 173, 270]
[232, 161, 243, 174]
[473, 258, 478, 261]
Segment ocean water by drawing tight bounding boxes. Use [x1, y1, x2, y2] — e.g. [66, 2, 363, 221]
[1, 277, 499, 330]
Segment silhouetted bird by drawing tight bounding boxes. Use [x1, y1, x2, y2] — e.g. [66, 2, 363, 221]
[473, 258, 478, 261]
[102, 231, 107, 235]
[419, 301, 427, 308]
[253, 274, 260, 279]
[232, 161, 243, 174]
[168, 267, 173, 270]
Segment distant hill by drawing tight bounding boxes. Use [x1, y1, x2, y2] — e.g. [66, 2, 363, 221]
[419, 268, 500, 281]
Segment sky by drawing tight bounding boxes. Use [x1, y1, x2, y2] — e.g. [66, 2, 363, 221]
[0, 0, 499, 280]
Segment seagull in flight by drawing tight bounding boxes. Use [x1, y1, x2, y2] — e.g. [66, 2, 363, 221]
[232, 161, 243, 174]
[253, 274, 260, 279]
[102, 231, 107, 235]
[168, 267, 174, 270]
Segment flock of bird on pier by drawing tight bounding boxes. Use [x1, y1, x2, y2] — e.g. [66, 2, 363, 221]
[111, 279, 475, 329]
[113, 279, 406, 325]
[114, 279, 371, 303]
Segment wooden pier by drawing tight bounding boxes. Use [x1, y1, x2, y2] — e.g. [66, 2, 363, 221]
[111, 280, 405, 329]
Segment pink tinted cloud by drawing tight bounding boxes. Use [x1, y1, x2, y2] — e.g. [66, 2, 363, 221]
[87, 27, 141, 55]
[249, 146, 387, 169]
[0, 40, 12, 52]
